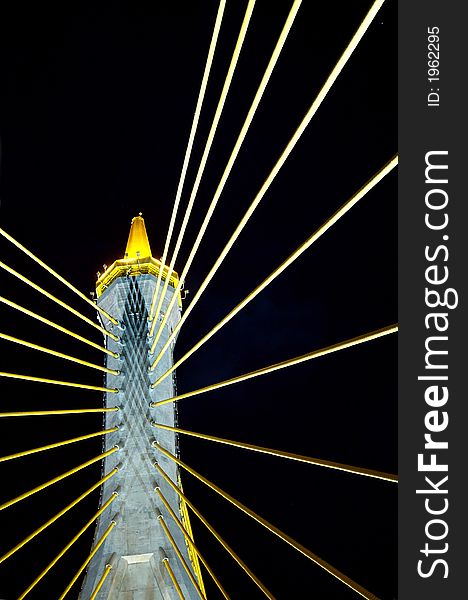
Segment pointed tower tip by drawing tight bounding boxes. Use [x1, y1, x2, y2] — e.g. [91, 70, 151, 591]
[124, 214, 152, 259]
[96, 214, 181, 300]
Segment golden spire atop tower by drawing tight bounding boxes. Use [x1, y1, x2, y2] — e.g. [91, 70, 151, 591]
[124, 213, 152, 260]
[95, 215, 180, 301]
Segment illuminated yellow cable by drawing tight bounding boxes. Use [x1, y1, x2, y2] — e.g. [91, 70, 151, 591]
[59, 517, 118, 599]
[151, 156, 397, 384]
[149, 0, 302, 358]
[154, 463, 274, 599]
[149, 0, 257, 345]
[149, 0, 227, 322]
[162, 557, 185, 600]
[150, 0, 388, 371]
[152, 325, 397, 403]
[0, 469, 118, 564]
[0, 260, 118, 340]
[154, 444, 379, 600]
[175, 477, 206, 599]
[0, 371, 118, 393]
[0, 427, 118, 463]
[0, 226, 118, 325]
[0, 447, 118, 511]
[0, 332, 119, 374]
[152, 422, 397, 482]
[158, 513, 206, 599]
[89, 563, 113, 600]
[0, 295, 118, 357]
[18, 492, 118, 599]
[0, 408, 119, 418]
[156, 487, 229, 600]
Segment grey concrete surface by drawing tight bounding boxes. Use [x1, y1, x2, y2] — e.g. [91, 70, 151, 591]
[78, 274, 201, 600]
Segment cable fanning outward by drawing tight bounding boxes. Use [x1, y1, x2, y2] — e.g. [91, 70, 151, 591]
[151, 422, 397, 482]
[154, 463, 275, 599]
[0, 226, 118, 325]
[158, 512, 206, 599]
[58, 517, 118, 599]
[153, 443, 379, 600]
[148, 0, 257, 345]
[0, 332, 119, 374]
[151, 156, 397, 387]
[150, 0, 388, 371]
[89, 562, 114, 600]
[0, 371, 118, 393]
[0, 408, 119, 418]
[0, 427, 118, 463]
[149, 0, 302, 354]
[0, 295, 119, 357]
[0, 260, 118, 340]
[151, 325, 398, 404]
[162, 557, 185, 600]
[0, 447, 118, 512]
[155, 486, 230, 599]
[0, 469, 118, 564]
[17, 491, 118, 599]
[148, 0, 227, 323]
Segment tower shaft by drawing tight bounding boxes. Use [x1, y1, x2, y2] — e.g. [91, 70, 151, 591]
[80, 217, 202, 599]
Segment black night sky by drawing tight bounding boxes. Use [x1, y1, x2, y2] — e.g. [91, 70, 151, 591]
[0, 1, 397, 598]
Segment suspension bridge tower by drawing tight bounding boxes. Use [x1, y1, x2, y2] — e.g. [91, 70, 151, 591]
[79, 215, 204, 599]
